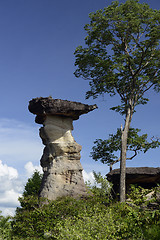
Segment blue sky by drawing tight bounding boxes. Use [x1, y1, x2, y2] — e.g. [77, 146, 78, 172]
[0, 0, 159, 215]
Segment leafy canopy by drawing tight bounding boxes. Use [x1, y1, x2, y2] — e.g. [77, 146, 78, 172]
[23, 170, 43, 197]
[17, 170, 43, 211]
[74, 0, 160, 114]
[91, 128, 160, 169]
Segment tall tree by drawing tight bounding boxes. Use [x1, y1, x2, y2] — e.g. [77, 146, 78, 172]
[74, 0, 160, 202]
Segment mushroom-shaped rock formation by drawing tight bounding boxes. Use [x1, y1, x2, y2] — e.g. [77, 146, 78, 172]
[28, 97, 97, 200]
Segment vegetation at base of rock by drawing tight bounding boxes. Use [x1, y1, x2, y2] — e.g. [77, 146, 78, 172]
[10, 188, 160, 239]
[85, 171, 113, 201]
[22, 170, 43, 197]
[0, 172, 160, 239]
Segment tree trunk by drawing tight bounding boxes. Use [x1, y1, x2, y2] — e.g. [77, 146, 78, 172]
[120, 103, 133, 202]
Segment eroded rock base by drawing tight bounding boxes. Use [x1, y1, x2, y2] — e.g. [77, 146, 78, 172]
[39, 115, 87, 200]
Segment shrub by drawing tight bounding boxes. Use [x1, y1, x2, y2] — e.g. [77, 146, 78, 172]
[10, 173, 160, 239]
[23, 170, 43, 197]
[0, 211, 12, 240]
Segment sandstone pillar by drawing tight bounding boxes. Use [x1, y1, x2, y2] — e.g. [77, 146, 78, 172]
[28, 97, 97, 200]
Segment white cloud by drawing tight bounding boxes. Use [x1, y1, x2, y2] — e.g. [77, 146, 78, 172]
[0, 190, 20, 207]
[0, 160, 43, 216]
[82, 170, 95, 185]
[0, 160, 22, 216]
[0, 207, 16, 217]
[0, 160, 18, 180]
[0, 160, 20, 193]
[25, 161, 43, 178]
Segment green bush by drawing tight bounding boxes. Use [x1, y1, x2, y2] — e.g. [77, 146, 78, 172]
[127, 185, 153, 205]
[0, 211, 12, 240]
[2, 172, 159, 239]
[23, 170, 43, 197]
[11, 193, 160, 240]
[86, 172, 112, 198]
[53, 201, 160, 240]
[54, 208, 116, 240]
[11, 196, 107, 239]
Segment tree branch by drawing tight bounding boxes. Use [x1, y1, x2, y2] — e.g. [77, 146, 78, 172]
[129, 25, 148, 54]
[126, 150, 137, 160]
[138, 69, 158, 97]
[124, 41, 135, 76]
[110, 158, 120, 172]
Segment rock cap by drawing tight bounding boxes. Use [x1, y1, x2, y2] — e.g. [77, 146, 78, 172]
[29, 97, 98, 123]
[107, 167, 160, 185]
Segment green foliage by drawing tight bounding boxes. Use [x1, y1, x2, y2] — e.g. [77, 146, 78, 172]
[12, 196, 106, 239]
[11, 172, 113, 239]
[52, 197, 160, 240]
[0, 212, 12, 239]
[1, 167, 159, 240]
[16, 170, 43, 212]
[10, 195, 160, 239]
[91, 128, 160, 169]
[126, 185, 160, 239]
[74, 0, 160, 107]
[9, 172, 160, 240]
[86, 171, 113, 201]
[23, 170, 43, 197]
[127, 185, 152, 205]
[10, 171, 43, 238]
[54, 207, 117, 240]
